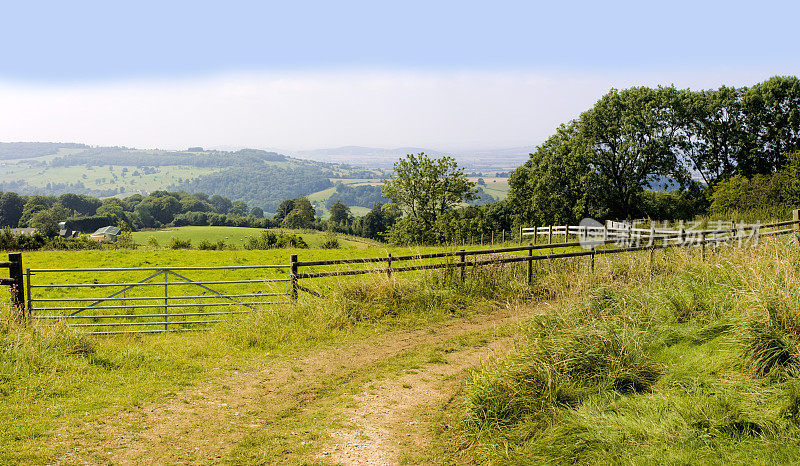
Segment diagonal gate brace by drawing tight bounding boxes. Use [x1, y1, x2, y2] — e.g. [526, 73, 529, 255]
[69, 270, 164, 316]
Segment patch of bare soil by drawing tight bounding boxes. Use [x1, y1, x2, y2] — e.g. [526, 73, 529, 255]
[52, 303, 536, 464]
[318, 337, 513, 465]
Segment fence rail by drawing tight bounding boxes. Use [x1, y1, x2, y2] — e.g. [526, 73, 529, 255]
[4, 210, 799, 335]
[289, 211, 800, 297]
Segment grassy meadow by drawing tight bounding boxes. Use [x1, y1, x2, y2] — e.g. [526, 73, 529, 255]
[130, 225, 380, 249]
[0, 242, 530, 463]
[1, 232, 800, 463]
[448, 236, 800, 464]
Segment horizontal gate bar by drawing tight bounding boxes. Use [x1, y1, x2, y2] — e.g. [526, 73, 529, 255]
[64, 320, 221, 328]
[32, 310, 264, 319]
[30, 292, 291, 302]
[31, 278, 290, 288]
[32, 301, 290, 311]
[86, 328, 205, 335]
[28, 264, 289, 272]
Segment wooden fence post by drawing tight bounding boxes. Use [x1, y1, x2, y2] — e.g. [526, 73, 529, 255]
[548, 226, 553, 246]
[459, 249, 466, 283]
[527, 244, 533, 285]
[701, 232, 706, 261]
[794, 209, 799, 239]
[290, 254, 298, 301]
[387, 253, 392, 279]
[519, 226, 523, 245]
[8, 253, 24, 321]
[590, 246, 595, 273]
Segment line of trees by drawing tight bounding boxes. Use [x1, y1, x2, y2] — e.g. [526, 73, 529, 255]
[507, 76, 800, 226]
[0, 187, 404, 246]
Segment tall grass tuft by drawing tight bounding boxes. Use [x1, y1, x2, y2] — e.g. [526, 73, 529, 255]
[455, 236, 800, 463]
[744, 321, 800, 377]
[463, 320, 660, 431]
[218, 265, 528, 351]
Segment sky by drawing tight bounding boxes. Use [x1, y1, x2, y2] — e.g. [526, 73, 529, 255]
[1, 0, 798, 152]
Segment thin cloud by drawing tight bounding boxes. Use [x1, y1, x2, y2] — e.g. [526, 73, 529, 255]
[0, 69, 789, 152]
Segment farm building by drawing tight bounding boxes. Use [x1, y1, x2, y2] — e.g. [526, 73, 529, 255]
[10, 227, 37, 236]
[89, 226, 120, 242]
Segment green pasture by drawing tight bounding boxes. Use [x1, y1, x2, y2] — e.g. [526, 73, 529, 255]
[0, 163, 217, 194]
[130, 226, 380, 249]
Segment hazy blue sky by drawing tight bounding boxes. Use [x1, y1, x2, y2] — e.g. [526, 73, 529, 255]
[1, 1, 798, 151]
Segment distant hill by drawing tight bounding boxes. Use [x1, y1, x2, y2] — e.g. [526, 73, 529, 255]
[293, 145, 531, 172]
[0, 142, 381, 213]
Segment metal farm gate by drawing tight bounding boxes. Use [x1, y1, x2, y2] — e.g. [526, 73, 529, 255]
[25, 263, 291, 335]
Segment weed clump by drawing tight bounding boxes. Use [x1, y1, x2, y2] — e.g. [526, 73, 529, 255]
[463, 321, 661, 430]
[744, 321, 800, 377]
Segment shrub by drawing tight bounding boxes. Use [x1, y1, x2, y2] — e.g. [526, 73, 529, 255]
[168, 237, 192, 249]
[320, 237, 340, 249]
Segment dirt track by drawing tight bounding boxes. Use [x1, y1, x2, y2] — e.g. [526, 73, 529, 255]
[53, 302, 536, 464]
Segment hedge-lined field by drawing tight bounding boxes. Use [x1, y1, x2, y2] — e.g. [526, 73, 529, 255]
[130, 226, 380, 249]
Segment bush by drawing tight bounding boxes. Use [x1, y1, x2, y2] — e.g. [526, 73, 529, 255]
[168, 237, 192, 249]
[244, 231, 308, 250]
[197, 239, 226, 250]
[320, 235, 340, 249]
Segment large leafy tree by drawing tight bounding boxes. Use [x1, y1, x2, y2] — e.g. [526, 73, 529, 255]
[508, 122, 607, 227]
[0, 192, 25, 227]
[281, 197, 316, 229]
[382, 153, 476, 230]
[677, 86, 748, 186]
[579, 86, 687, 219]
[328, 200, 351, 225]
[741, 76, 800, 175]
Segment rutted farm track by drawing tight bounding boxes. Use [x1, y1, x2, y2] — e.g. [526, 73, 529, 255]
[52, 302, 537, 464]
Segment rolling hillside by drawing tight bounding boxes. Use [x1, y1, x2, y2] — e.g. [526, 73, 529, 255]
[0, 143, 382, 213]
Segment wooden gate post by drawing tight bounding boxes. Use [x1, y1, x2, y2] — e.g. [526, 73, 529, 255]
[8, 253, 24, 321]
[794, 209, 799, 239]
[459, 249, 466, 283]
[290, 254, 298, 301]
[527, 244, 533, 285]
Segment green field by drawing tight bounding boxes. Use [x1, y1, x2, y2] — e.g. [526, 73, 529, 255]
[4, 234, 799, 463]
[130, 226, 380, 249]
[471, 176, 510, 199]
[307, 177, 509, 219]
[306, 178, 385, 218]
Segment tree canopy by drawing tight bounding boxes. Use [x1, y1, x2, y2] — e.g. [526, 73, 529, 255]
[383, 153, 476, 229]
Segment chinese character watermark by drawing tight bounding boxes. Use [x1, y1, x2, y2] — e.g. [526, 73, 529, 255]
[578, 218, 761, 250]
